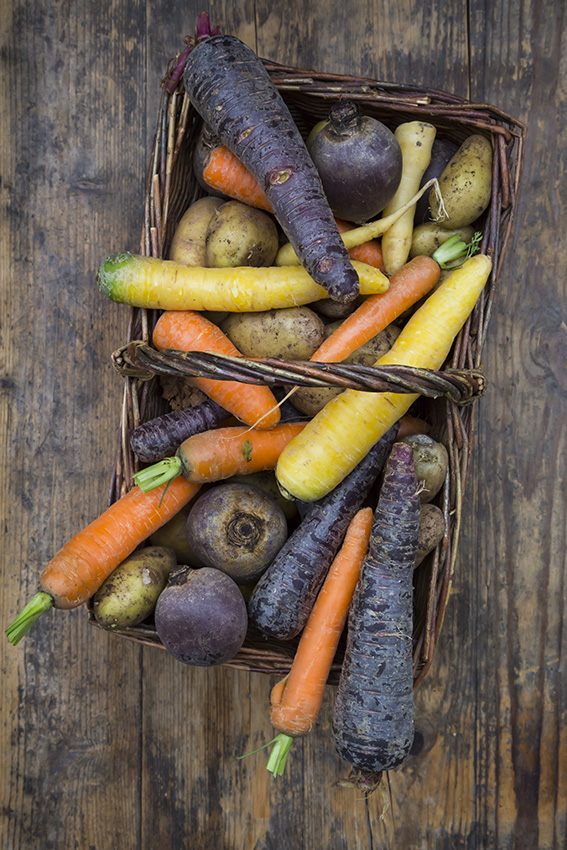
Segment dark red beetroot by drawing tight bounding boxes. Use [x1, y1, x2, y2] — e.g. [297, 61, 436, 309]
[183, 31, 359, 304]
[307, 100, 403, 223]
[154, 566, 247, 666]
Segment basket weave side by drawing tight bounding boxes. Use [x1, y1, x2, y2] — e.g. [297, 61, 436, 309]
[91, 52, 525, 687]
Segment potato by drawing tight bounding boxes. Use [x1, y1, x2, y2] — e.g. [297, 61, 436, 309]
[312, 294, 365, 320]
[401, 433, 449, 503]
[415, 504, 446, 567]
[169, 196, 224, 266]
[409, 223, 475, 259]
[186, 483, 288, 584]
[221, 306, 325, 361]
[293, 323, 401, 416]
[93, 546, 177, 629]
[205, 200, 279, 267]
[150, 503, 206, 568]
[429, 134, 493, 228]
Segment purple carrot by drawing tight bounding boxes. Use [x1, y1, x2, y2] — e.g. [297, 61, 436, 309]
[130, 398, 228, 463]
[247, 425, 399, 640]
[182, 27, 360, 303]
[332, 442, 421, 776]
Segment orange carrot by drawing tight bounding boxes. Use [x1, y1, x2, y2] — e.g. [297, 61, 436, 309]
[202, 144, 273, 211]
[335, 218, 385, 270]
[397, 415, 431, 439]
[264, 508, 373, 775]
[134, 423, 306, 491]
[6, 476, 199, 643]
[311, 255, 440, 364]
[153, 311, 280, 429]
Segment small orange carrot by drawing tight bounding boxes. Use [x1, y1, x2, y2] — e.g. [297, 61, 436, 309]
[310, 255, 440, 364]
[6, 476, 199, 643]
[397, 415, 431, 439]
[335, 218, 385, 270]
[264, 508, 373, 775]
[153, 311, 280, 429]
[134, 423, 306, 491]
[202, 144, 273, 211]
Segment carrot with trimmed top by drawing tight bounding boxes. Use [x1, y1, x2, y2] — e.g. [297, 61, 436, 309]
[153, 311, 280, 429]
[6, 477, 199, 644]
[264, 507, 373, 776]
[133, 423, 306, 492]
[311, 256, 441, 364]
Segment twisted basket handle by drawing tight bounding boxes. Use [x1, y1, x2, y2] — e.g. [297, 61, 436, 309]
[112, 341, 486, 405]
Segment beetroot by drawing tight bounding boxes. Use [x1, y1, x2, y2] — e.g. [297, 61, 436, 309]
[154, 566, 247, 666]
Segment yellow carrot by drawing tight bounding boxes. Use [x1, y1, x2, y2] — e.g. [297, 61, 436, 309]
[381, 122, 437, 276]
[276, 254, 492, 503]
[97, 253, 389, 312]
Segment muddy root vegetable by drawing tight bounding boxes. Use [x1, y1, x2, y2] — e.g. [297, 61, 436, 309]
[182, 29, 359, 303]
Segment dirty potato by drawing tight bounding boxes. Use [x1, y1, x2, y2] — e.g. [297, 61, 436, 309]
[221, 306, 325, 360]
[205, 200, 279, 267]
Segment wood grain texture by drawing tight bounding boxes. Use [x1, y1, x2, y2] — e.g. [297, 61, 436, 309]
[0, 0, 564, 848]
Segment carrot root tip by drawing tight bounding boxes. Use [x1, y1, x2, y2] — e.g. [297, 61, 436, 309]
[265, 733, 294, 777]
[133, 457, 183, 493]
[6, 592, 53, 645]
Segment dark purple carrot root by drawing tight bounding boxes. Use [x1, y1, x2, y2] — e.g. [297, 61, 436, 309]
[130, 398, 228, 462]
[332, 442, 421, 775]
[182, 30, 359, 303]
[247, 425, 399, 641]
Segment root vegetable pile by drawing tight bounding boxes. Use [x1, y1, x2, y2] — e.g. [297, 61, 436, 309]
[7, 12, 497, 792]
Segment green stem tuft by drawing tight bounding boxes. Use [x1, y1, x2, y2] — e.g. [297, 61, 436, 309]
[265, 733, 294, 776]
[433, 231, 482, 269]
[6, 592, 53, 645]
[133, 457, 183, 493]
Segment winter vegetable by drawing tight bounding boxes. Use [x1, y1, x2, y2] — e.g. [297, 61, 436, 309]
[401, 433, 449, 503]
[335, 218, 384, 269]
[169, 196, 224, 266]
[276, 253, 492, 503]
[130, 398, 229, 462]
[229, 471, 298, 522]
[96, 253, 389, 312]
[155, 566, 248, 666]
[293, 322, 400, 417]
[265, 508, 373, 775]
[152, 310, 280, 429]
[205, 200, 279, 268]
[186, 483, 288, 584]
[306, 100, 402, 222]
[5, 477, 199, 644]
[409, 223, 475, 260]
[275, 178, 438, 266]
[248, 426, 397, 640]
[381, 122, 437, 275]
[309, 256, 440, 366]
[198, 141, 272, 210]
[134, 423, 306, 492]
[429, 134, 493, 228]
[332, 442, 420, 775]
[432, 230, 483, 270]
[93, 546, 177, 629]
[414, 138, 459, 225]
[415, 503, 446, 567]
[183, 32, 359, 303]
[150, 503, 206, 567]
[221, 306, 325, 361]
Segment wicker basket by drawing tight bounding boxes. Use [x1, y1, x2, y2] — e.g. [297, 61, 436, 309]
[88, 39, 525, 687]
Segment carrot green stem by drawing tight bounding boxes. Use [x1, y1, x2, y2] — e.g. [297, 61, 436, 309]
[6, 592, 53, 645]
[433, 230, 482, 269]
[133, 457, 183, 492]
[265, 733, 294, 776]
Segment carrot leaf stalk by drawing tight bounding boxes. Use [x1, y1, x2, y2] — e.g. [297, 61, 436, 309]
[6, 592, 54, 645]
[433, 230, 482, 269]
[265, 733, 294, 776]
[133, 457, 182, 493]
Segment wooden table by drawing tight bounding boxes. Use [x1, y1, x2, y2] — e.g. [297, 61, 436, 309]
[1, 1, 564, 847]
